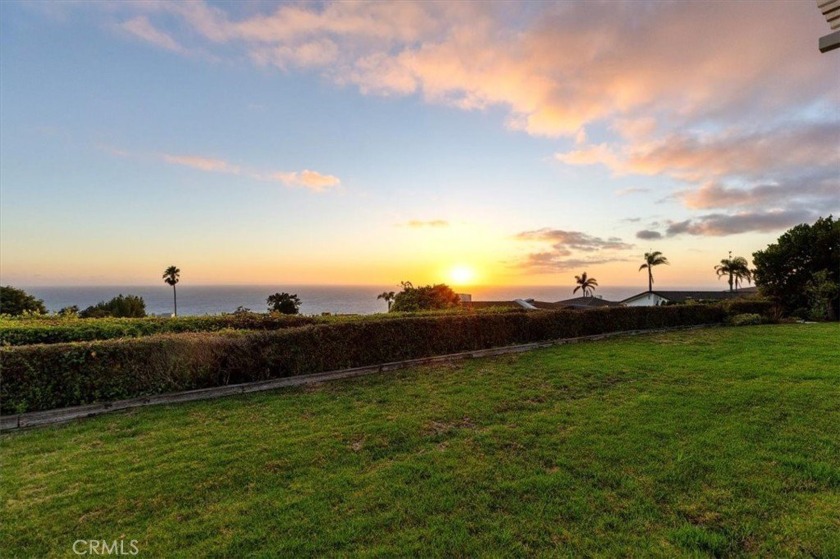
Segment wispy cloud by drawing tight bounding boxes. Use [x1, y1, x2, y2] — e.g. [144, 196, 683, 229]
[160, 153, 340, 192]
[119, 16, 187, 53]
[163, 154, 240, 174]
[263, 170, 341, 192]
[404, 219, 449, 228]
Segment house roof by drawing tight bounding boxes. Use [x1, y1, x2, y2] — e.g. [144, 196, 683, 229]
[556, 297, 623, 308]
[621, 290, 756, 304]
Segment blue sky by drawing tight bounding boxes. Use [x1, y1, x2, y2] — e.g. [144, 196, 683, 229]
[1, 1, 838, 288]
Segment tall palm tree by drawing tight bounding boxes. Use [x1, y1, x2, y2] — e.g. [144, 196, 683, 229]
[715, 252, 752, 292]
[573, 272, 598, 297]
[377, 291, 396, 311]
[162, 265, 180, 317]
[639, 251, 669, 292]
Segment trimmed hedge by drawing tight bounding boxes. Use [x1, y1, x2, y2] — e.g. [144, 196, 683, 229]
[0, 307, 525, 346]
[1, 305, 732, 414]
[0, 314, 318, 346]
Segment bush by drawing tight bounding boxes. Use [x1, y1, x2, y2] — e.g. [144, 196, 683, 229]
[1, 304, 731, 414]
[0, 286, 46, 316]
[79, 294, 147, 318]
[390, 282, 461, 312]
[729, 313, 763, 326]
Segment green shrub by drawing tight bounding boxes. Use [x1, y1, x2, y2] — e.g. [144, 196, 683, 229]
[729, 313, 763, 326]
[0, 286, 46, 316]
[79, 294, 147, 318]
[1, 305, 731, 414]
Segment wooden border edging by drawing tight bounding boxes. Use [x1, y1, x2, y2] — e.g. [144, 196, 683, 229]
[0, 324, 714, 432]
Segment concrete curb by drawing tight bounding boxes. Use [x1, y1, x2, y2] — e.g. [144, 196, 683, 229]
[1, 324, 713, 432]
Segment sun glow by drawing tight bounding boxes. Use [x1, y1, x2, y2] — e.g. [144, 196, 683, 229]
[448, 265, 476, 286]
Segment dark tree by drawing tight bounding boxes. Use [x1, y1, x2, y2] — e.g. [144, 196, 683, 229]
[639, 251, 669, 292]
[573, 272, 598, 297]
[0, 286, 47, 316]
[377, 291, 396, 311]
[753, 216, 839, 318]
[267, 292, 301, 315]
[714, 252, 752, 292]
[80, 294, 147, 318]
[162, 265, 180, 317]
[390, 282, 460, 312]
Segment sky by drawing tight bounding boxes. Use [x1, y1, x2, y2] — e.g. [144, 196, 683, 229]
[1, 0, 838, 290]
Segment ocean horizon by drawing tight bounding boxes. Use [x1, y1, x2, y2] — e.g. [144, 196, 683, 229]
[20, 284, 727, 316]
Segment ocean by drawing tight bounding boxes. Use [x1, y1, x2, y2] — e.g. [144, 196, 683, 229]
[22, 284, 718, 316]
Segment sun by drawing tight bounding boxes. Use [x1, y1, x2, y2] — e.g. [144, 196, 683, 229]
[448, 265, 476, 286]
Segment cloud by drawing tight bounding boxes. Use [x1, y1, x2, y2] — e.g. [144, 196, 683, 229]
[265, 170, 341, 191]
[518, 252, 628, 274]
[404, 219, 449, 228]
[615, 186, 650, 197]
[163, 154, 240, 174]
[561, 119, 840, 234]
[100, 2, 837, 138]
[515, 228, 633, 252]
[160, 153, 339, 192]
[680, 172, 840, 210]
[635, 230, 662, 240]
[119, 16, 186, 53]
[81, 2, 840, 227]
[514, 227, 633, 272]
[665, 209, 817, 237]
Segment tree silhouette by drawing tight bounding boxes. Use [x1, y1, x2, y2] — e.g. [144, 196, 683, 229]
[162, 266, 180, 317]
[573, 272, 598, 297]
[715, 251, 752, 292]
[639, 251, 669, 292]
[267, 292, 301, 315]
[377, 291, 396, 311]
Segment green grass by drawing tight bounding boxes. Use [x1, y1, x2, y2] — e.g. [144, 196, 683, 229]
[2, 324, 838, 557]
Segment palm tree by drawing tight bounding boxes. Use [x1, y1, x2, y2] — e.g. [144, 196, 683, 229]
[377, 291, 396, 311]
[639, 251, 669, 292]
[573, 272, 598, 297]
[162, 265, 180, 317]
[715, 252, 752, 292]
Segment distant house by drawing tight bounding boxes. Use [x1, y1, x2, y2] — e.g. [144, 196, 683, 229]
[465, 296, 622, 311]
[622, 288, 758, 307]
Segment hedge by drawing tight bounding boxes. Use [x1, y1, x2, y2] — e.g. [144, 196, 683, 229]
[0, 314, 320, 346]
[0, 307, 529, 346]
[0, 305, 743, 415]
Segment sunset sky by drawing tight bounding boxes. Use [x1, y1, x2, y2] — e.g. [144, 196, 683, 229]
[1, 1, 838, 289]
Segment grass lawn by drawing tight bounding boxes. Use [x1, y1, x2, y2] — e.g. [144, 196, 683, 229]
[2, 324, 838, 557]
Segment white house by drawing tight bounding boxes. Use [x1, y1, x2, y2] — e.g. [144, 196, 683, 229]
[622, 289, 758, 307]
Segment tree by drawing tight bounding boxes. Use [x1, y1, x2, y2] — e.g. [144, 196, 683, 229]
[267, 292, 301, 315]
[377, 291, 396, 311]
[80, 294, 146, 318]
[573, 272, 598, 297]
[714, 251, 752, 292]
[162, 265, 180, 317]
[0, 286, 47, 316]
[638, 251, 669, 292]
[57, 305, 79, 317]
[753, 216, 839, 318]
[390, 282, 460, 312]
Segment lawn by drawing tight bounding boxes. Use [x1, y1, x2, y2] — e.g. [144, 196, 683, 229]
[1, 324, 838, 557]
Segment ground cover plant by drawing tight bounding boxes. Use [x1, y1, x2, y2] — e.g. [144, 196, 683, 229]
[1, 324, 837, 557]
